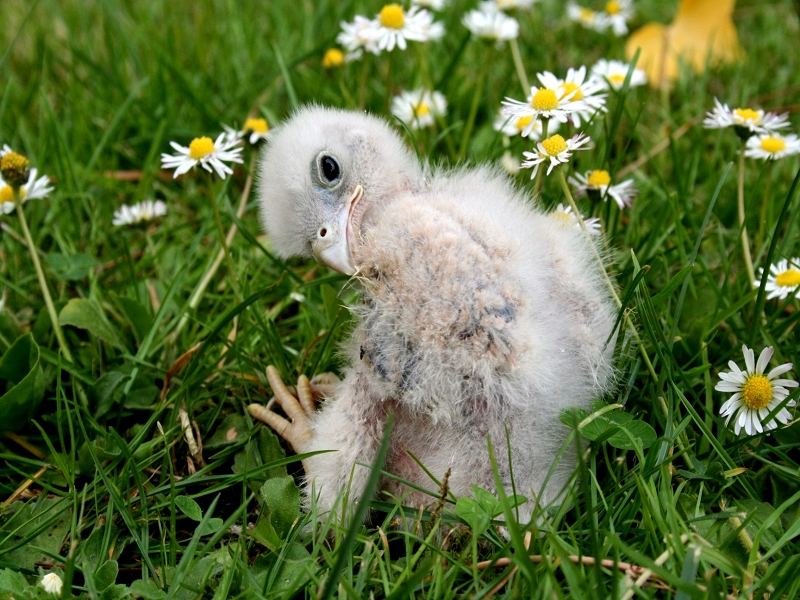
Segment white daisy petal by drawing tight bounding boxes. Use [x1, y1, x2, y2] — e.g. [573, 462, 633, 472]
[743, 345, 755, 373]
[755, 346, 774, 374]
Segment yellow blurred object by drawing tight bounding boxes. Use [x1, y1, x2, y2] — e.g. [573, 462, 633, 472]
[625, 0, 742, 89]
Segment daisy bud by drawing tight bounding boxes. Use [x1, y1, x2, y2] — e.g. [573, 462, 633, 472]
[322, 48, 345, 69]
[0, 151, 30, 189]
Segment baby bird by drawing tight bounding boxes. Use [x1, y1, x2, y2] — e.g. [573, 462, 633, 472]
[249, 106, 616, 524]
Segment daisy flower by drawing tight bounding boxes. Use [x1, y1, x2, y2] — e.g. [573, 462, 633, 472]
[501, 80, 592, 128]
[567, 2, 606, 32]
[754, 258, 800, 300]
[551, 202, 601, 235]
[591, 59, 647, 90]
[745, 132, 800, 161]
[337, 15, 381, 57]
[463, 5, 519, 41]
[521, 133, 592, 178]
[0, 144, 11, 157]
[716, 345, 797, 436]
[161, 133, 243, 179]
[40, 573, 63, 596]
[224, 118, 270, 146]
[601, 0, 633, 36]
[0, 168, 54, 215]
[703, 98, 790, 135]
[391, 89, 447, 129]
[569, 169, 636, 209]
[536, 66, 607, 127]
[112, 200, 168, 227]
[493, 113, 559, 140]
[240, 118, 271, 145]
[371, 4, 442, 52]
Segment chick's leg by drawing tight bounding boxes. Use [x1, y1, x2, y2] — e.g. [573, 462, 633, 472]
[248, 366, 378, 521]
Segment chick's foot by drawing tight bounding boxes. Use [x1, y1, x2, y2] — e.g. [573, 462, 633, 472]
[248, 365, 316, 453]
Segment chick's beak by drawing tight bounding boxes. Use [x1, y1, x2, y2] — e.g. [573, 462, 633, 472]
[311, 184, 363, 275]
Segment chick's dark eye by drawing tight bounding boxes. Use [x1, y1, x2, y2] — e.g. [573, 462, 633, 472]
[320, 155, 340, 183]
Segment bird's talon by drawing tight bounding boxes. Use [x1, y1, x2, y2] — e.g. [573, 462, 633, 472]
[248, 366, 314, 452]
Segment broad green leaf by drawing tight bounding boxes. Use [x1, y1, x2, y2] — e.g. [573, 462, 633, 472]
[94, 559, 119, 592]
[259, 476, 300, 537]
[45, 252, 99, 280]
[270, 542, 313, 597]
[251, 515, 283, 552]
[175, 495, 203, 522]
[115, 295, 154, 344]
[455, 496, 491, 535]
[607, 419, 657, 450]
[0, 568, 31, 594]
[195, 518, 224, 537]
[2, 497, 71, 570]
[59, 298, 126, 350]
[205, 414, 247, 448]
[0, 333, 45, 433]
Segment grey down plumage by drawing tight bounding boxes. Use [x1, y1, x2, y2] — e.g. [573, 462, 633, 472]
[251, 106, 617, 524]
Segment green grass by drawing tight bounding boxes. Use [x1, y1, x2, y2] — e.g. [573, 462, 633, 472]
[1, 0, 800, 597]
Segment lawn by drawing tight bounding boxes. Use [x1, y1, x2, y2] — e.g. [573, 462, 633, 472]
[1, 0, 800, 597]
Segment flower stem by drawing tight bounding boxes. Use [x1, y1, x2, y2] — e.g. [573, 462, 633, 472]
[736, 148, 756, 285]
[509, 38, 529, 95]
[13, 190, 73, 363]
[557, 170, 658, 383]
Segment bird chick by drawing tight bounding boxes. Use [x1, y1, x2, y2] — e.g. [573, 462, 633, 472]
[249, 106, 617, 524]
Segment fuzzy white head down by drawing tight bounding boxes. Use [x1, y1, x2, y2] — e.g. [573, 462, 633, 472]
[257, 106, 617, 523]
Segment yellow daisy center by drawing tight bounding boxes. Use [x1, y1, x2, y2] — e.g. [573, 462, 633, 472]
[188, 137, 215, 160]
[0, 185, 14, 203]
[605, 1, 620, 15]
[542, 134, 568, 156]
[379, 4, 405, 29]
[413, 102, 431, 118]
[531, 88, 559, 111]
[608, 73, 626, 86]
[322, 48, 345, 69]
[244, 118, 269, 134]
[741, 374, 773, 410]
[0, 151, 30, 187]
[515, 115, 534, 130]
[561, 82, 584, 101]
[760, 136, 786, 154]
[0, 151, 28, 173]
[734, 107, 760, 123]
[775, 269, 800, 287]
[0, 185, 26, 202]
[579, 8, 595, 22]
[587, 169, 611, 188]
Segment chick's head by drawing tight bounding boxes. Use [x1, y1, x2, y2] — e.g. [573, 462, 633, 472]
[258, 106, 422, 274]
